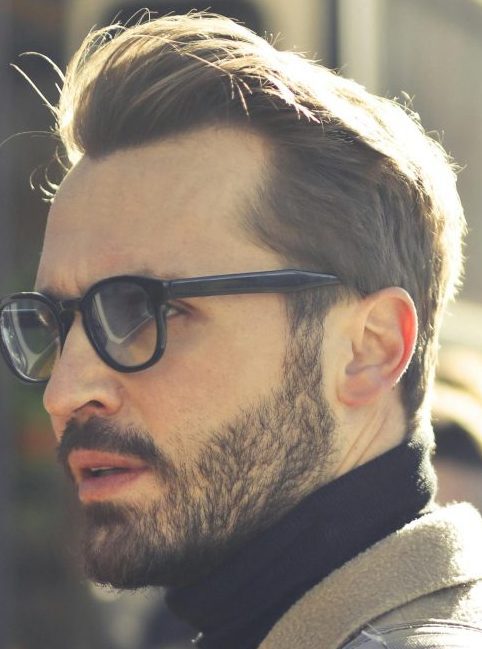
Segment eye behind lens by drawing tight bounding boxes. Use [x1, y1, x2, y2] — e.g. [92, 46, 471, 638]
[88, 280, 159, 369]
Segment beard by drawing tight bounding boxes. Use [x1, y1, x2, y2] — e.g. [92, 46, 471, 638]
[57, 318, 336, 589]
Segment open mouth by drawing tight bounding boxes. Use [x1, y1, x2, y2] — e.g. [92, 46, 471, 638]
[84, 466, 131, 478]
[68, 450, 150, 502]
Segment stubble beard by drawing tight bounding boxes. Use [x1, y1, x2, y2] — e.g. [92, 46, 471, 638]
[59, 319, 337, 589]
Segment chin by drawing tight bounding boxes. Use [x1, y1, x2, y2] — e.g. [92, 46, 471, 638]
[79, 499, 239, 589]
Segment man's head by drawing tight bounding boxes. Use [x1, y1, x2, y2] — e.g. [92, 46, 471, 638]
[53, 12, 464, 427]
[2, 13, 465, 588]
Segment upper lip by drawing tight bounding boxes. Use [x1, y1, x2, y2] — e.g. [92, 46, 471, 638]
[68, 449, 148, 484]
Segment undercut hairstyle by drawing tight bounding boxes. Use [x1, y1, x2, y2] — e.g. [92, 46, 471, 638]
[53, 12, 465, 433]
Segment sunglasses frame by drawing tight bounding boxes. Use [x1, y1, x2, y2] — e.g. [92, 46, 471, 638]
[0, 269, 340, 384]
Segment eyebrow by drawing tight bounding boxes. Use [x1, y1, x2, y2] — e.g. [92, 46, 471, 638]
[136, 267, 186, 281]
[35, 269, 188, 299]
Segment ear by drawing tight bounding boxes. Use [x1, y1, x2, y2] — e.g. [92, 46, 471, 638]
[338, 287, 418, 407]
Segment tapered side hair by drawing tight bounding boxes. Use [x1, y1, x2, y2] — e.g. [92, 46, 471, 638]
[54, 12, 465, 432]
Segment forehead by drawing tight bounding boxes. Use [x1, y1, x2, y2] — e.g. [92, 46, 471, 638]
[36, 127, 280, 294]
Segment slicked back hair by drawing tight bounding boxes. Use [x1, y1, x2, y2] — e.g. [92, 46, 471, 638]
[54, 12, 465, 433]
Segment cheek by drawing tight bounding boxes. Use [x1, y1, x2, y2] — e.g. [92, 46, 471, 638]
[127, 301, 288, 447]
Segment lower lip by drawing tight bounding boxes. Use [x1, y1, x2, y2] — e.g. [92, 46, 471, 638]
[78, 468, 149, 503]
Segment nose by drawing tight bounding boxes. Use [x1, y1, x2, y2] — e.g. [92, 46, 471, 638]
[43, 315, 123, 439]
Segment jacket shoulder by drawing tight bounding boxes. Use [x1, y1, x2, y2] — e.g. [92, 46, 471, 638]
[342, 621, 482, 648]
[259, 504, 482, 649]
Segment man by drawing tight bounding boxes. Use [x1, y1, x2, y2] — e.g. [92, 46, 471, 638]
[1, 12, 482, 649]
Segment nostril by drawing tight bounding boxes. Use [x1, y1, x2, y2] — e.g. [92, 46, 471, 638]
[73, 399, 106, 414]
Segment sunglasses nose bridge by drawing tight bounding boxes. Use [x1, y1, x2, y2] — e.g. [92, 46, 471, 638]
[57, 300, 80, 348]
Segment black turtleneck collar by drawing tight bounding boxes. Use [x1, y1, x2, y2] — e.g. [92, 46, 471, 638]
[165, 435, 436, 649]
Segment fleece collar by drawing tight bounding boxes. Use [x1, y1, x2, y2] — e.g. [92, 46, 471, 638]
[260, 503, 482, 649]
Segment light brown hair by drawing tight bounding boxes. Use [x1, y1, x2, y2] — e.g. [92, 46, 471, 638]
[54, 12, 465, 431]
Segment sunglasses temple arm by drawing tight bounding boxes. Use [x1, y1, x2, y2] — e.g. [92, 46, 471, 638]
[167, 271, 340, 299]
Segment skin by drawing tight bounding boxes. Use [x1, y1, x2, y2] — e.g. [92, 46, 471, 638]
[38, 128, 295, 495]
[35, 126, 417, 587]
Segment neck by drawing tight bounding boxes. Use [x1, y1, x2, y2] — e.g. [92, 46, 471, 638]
[333, 389, 410, 479]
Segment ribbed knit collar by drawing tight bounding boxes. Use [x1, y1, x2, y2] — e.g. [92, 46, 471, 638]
[166, 435, 436, 649]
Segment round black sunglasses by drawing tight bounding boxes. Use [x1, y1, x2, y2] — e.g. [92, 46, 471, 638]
[0, 269, 340, 384]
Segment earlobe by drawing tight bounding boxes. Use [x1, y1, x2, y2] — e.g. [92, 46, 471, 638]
[339, 288, 418, 407]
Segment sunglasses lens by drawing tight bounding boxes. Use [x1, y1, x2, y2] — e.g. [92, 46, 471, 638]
[89, 281, 158, 368]
[0, 299, 60, 382]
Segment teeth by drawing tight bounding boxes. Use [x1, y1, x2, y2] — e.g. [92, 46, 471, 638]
[90, 466, 112, 475]
[88, 467, 126, 478]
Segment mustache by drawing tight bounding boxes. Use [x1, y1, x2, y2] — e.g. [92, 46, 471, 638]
[57, 417, 175, 481]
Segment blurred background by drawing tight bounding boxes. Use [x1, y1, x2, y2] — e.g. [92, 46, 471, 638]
[1, 0, 482, 647]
